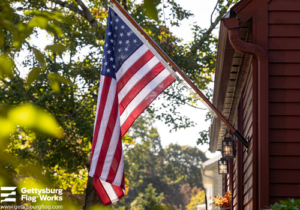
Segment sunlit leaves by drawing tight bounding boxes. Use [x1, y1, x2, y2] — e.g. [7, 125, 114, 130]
[0, 54, 13, 77]
[47, 73, 77, 92]
[33, 48, 46, 67]
[122, 134, 135, 145]
[7, 104, 62, 137]
[28, 16, 48, 29]
[45, 43, 67, 55]
[27, 67, 41, 86]
[144, 0, 159, 21]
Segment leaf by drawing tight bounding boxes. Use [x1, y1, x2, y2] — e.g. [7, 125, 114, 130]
[48, 73, 60, 92]
[0, 54, 13, 77]
[0, 117, 15, 139]
[28, 16, 48, 29]
[33, 48, 45, 67]
[0, 30, 4, 47]
[48, 73, 77, 92]
[144, 0, 159, 21]
[122, 134, 135, 145]
[45, 43, 67, 54]
[8, 104, 62, 137]
[27, 67, 41, 86]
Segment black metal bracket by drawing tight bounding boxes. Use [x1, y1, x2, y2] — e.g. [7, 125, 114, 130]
[233, 130, 248, 149]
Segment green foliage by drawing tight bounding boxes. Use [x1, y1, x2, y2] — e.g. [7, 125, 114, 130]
[264, 199, 300, 210]
[1, 0, 238, 207]
[186, 190, 205, 210]
[112, 114, 207, 209]
[131, 184, 165, 210]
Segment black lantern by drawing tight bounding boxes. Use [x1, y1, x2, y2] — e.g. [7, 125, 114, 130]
[218, 158, 229, 174]
[222, 136, 236, 158]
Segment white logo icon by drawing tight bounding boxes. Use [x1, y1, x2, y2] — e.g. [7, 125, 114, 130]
[1, 187, 17, 203]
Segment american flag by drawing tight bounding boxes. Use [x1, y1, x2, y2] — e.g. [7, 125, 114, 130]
[89, 5, 176, 205]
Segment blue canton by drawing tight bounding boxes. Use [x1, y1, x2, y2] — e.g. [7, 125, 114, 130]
[101, 8, 143, 79]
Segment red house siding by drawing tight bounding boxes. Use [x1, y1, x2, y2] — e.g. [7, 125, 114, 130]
[268, 0, 300, 204]
[242, 67, 253, 210]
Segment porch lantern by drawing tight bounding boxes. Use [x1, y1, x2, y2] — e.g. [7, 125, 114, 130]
[222, 136, 236, 158]
[218, 158, 229, 174]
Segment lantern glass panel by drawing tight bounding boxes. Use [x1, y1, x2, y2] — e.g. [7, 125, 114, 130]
[222, 138, 235, 158]
[218, 159, 228, 174]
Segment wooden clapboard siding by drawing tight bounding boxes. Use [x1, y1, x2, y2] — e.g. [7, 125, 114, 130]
[242, 66, 253, 209]
[268, 0, 300, 204]
[232, 156, 238, 209]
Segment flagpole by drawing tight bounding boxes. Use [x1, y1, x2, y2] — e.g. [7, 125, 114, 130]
[110, 0, 248, 149]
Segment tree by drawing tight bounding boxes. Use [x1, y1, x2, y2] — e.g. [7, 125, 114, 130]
[131, 184, 165, 210]
[1, 0, 238, 208]
[186, 190, 205, 210]
[164, 144, 208, 188]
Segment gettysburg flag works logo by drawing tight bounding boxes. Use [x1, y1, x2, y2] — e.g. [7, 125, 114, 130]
[1, 187, 17, 203]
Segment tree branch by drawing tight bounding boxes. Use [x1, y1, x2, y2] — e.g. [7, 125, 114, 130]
[210, 0, 219, 25]
[48, 0, 85, 17]
[75, 0, 98, 28]
[48, 0, 98, 28]
[193, 0, 233, 51]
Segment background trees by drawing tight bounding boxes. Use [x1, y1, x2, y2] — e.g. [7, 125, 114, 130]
[0, 0, 238, 209]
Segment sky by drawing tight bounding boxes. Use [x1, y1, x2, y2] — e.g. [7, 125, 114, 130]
[150, 0, 221, 158]
[17, 0, 222, 159]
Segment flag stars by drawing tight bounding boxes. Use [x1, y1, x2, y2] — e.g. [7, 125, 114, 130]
[133, 39, 137, 43]
[118, 49, 122, 52]
[126, 40, 130, 44]
[116, 18, 119, 22]
[119, 40, 122, 45]
[109, 57, 114, 61]
[107, 68, 110, 73]
[120, 33, 124, 37]
[105, 62, 108, 66]
[127, 32, 131, 36]
[113, 65, 116, 68]
[115, 26, 118, 30]
[110, 39, 113, 43]
[125, 48, 128, 52]
[107, 50, 111, 54]
[108, 31, 112, 36]
[105, 44, 109, 47]
[121, 25, 125, 29]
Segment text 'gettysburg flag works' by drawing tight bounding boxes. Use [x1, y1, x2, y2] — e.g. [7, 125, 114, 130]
[89, 5, 176, 205]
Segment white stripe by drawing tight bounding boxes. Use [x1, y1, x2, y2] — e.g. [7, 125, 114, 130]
[0, 187, 16, 191]
[100, 110, 121, 180]
[1, 198, 16, 203]
[100, 181, 119, 203]
[111, 5, 177, 78]
[120, 69, 171, 126]
[118, 56, 159, 102]
[89, 78, 117, 177]
[112, 151, 124, 187]
[93, 76, 105, 132]
[1, 192, 16, 197]
[116, 44, 149, 81]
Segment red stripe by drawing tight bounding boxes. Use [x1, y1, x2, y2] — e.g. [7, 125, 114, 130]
[117, 50, 154, 93]
[112, 185, 125, 200]
[119, 63, 165, 115]
[90, 77, 112, 172]
[106, 133, 122, 183]
[121, 74, 175, 136]
[121, 171, 125, 190]
[94, 91, 119, 178]
[93, 178, 112, 206]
